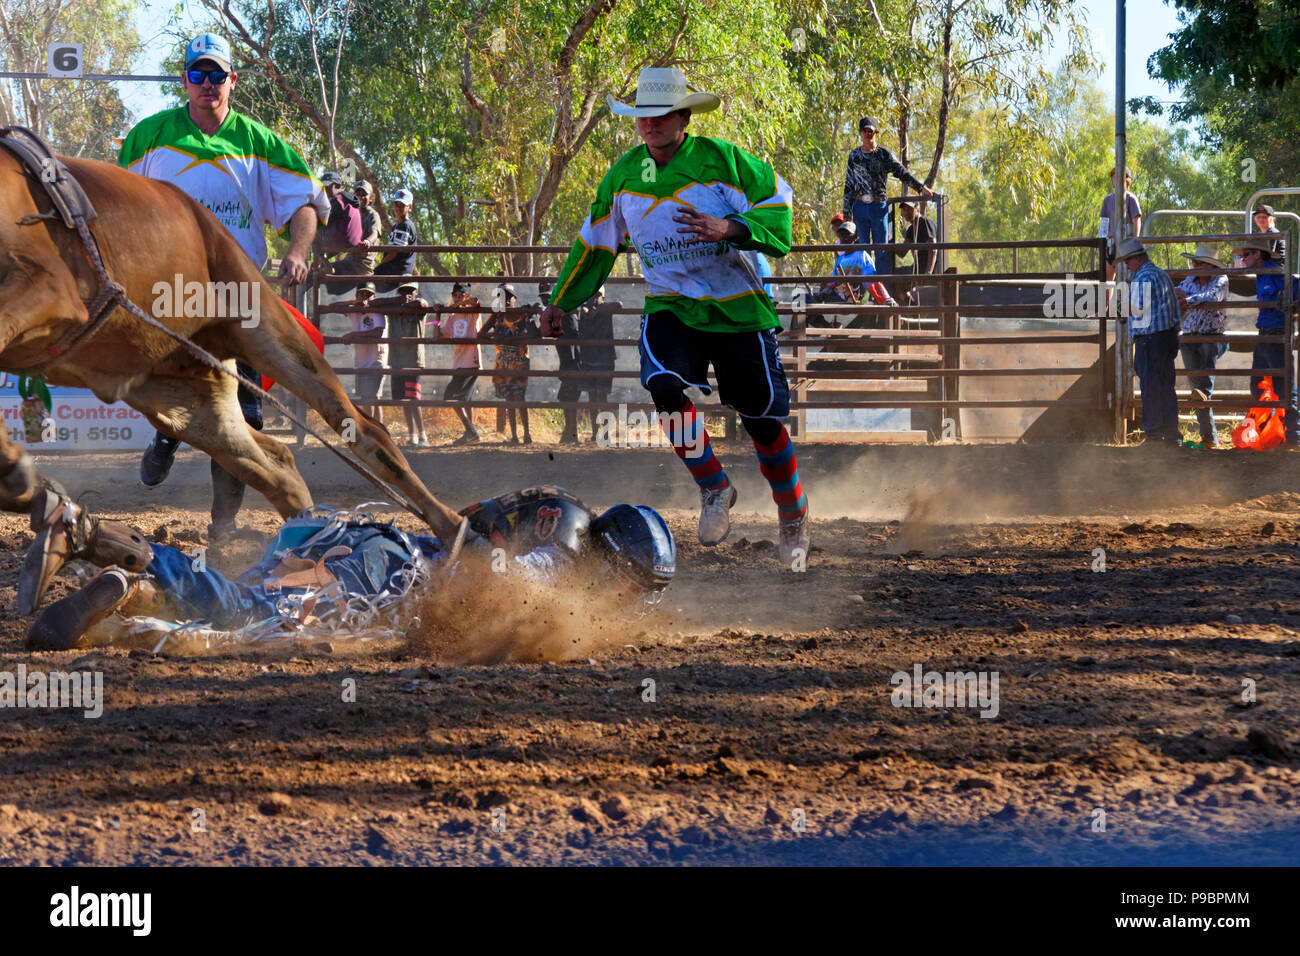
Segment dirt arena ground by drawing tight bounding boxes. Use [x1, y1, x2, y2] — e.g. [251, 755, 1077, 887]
[0, 441, 1298, 865]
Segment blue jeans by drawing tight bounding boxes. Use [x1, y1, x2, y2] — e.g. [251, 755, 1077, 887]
[145, 519, 446, 627]
[1179, 339, 1228, 444]
[1134, 327, 1180, 441]
[851, 198, 890, 279]
[1251, 337, 1299, 443]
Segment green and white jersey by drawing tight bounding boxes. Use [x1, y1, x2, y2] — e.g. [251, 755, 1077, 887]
[552, 135, 792, 333]
[118, 107, 329, 269]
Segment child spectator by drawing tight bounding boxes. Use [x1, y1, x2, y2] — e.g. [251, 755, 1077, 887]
[825, 218, 897, 315]
[339, 282, 384, 420]
[346, 180, 382, 279]
[375, 188, 419, 294]
[433, 282, 482, 445]
[373, 280, 429, 446]
[481, 283, 538, 444]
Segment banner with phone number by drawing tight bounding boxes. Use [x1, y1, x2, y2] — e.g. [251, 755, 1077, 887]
[1, 374, 147, 450]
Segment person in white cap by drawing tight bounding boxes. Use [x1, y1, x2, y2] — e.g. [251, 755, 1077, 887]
[1174, 244, 1229, 446]
[1116, 236, 1181, 444]
[540, 67, 811, 566]
[119, 32, 330, 541]
[375, 188, 420, 294]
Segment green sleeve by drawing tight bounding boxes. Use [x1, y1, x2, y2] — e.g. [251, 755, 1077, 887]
[723, 142, 793, 258]
[551, 165, 625, 313]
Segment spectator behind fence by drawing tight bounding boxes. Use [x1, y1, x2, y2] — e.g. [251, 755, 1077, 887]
[1253, 204, 1284, 260]
[1233, 238, 1300, 443]
[373, 280, 429, 447]
[481, 283, 538, 445]
[841, 116, 934, 283]
[315, 171, 363, 296]
[1100, 166, 1142, 283]
[823, 219, 895, 319]
[1174, 244, 1229, 447]
[559, 286, 620, 443]
[1117, 236, 1180, 445]
[375, 188, 419, 294]
[433, 282, 482, 445]
[346, 180, 382, 281]
[541, 281, 584, 445]
[339, 281, 384, 421]
[898, 199, 937, 305]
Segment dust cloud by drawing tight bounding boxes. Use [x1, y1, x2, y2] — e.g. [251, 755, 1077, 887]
[403, 560, 649, 664]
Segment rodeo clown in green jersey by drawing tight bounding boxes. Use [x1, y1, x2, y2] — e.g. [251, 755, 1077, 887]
[540, 67, 810, 567]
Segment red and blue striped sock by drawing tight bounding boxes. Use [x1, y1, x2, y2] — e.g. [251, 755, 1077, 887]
[753, 424, 806, 520]
[659, 399, 729, 491]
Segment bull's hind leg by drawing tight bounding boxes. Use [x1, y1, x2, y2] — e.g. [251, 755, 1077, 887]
[130, 366, 313, 519]
[229, 308, 465, 540]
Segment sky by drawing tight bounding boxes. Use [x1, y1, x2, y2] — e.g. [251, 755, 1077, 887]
[1073, 0, 1187, 112]
[122, 1, 1190, 126]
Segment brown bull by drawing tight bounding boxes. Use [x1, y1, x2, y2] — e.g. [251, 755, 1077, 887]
[0, 149, 464, 548]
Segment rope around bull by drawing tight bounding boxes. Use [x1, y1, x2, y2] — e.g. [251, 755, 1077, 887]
[61, 217, 426, 523]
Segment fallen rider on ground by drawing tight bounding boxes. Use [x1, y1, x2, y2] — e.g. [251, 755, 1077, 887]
[20, 485, 676, 650]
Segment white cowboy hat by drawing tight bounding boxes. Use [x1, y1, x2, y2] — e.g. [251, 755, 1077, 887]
[1181, 243, 1225, 269]
[607, 67, 721, 118]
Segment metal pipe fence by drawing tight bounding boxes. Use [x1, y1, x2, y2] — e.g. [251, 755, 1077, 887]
[296, 232, 1296, 444]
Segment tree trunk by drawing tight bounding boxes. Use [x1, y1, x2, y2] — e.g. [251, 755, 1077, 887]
[926, 2, 955, 188]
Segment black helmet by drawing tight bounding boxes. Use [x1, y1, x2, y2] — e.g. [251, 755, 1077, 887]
[589, 505, 675, 593]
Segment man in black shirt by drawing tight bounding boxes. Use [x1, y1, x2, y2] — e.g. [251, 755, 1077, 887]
[842, 117, 935, 282]
[898, 200, 937, 304]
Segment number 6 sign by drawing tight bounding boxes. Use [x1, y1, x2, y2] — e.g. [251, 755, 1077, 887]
[48, 43, 83, 78]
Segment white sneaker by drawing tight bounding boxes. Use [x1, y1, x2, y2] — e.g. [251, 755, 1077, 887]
[698, 484, 737, 546]
[778, 505, 811, 567]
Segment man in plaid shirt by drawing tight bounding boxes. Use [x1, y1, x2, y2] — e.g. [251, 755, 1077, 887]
[842, 116, 935, 281]
[1118, 237, 1182, 444]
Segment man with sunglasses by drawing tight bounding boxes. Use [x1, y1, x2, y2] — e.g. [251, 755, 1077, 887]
[118, 33, 330, 541]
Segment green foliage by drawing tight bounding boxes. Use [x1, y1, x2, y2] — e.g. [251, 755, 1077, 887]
[1149, 0, 1300, 189]
[956, 73, 1245, 274]
[0, 0, 142, 159]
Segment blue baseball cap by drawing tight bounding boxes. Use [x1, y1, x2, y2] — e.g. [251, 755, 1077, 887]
[184, 33, 233, 72]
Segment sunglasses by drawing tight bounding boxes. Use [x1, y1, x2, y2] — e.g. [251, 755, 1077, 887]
[186, 68, 230, 85]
